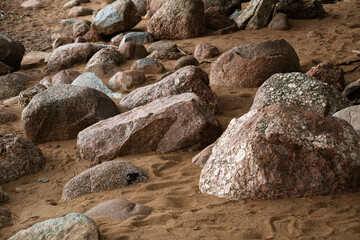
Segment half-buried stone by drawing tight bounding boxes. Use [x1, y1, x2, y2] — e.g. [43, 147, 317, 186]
[210, 39, 300, 88]
[199, 104, 360, 200]
[120, 65, 220, 113]
[251, 72, 350, 116]
[130, 57, 165, 74]
[86, 48, 125, 68]
[62, 161, 147, 200]
[119, 32, 154, 47]
[78, 93, 222, 163]
[22, 84, 119, 143]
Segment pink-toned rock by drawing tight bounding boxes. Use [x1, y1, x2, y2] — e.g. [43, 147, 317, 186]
[83, 30, 103, 43]
[174, 56, 199, 70]
[62, 161, 148, 200]
[109, 70, 146, 91]
[78, 93, 222, 163]
[0, 108, 17, 124]
[267, 12, 290, 30]
[130, 58, 165, 74]
[306, 62, 345, 91]
[205, 6, 235, 30]
[52, 69, 81, 85]
[147, 0, 206, 40]
[119, 42, 148, 60]
[86, 48, 125, 68]
[69, 6, 94, 17]
[210, 39, 300, 88]
[46, 43, 102, 72]
[72, 21, 90, 37]
[132, 0, 147, 16]
[146, 0, 167, 17]
[18, 84, 47, 107]
[0, 134, 45, 184]
[52, 36, 74, 49]
[148, 50, 185, 61]
[120, 66, 220, 113]
[86, 63, 123, 79]
[199, 104, 360, 200]
[147, 40, 178, 53]
[22, 84, 120, 143]
[20, 0, 43, 9]
[84, 199, 152, 220]
[194, 43, 220, 59]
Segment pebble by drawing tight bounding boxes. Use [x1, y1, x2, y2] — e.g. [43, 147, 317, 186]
[38, 179, 49, 183]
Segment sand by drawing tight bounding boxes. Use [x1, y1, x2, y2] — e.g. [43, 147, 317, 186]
[1, 0, 360, 239]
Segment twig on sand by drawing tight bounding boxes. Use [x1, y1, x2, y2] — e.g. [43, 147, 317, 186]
[177, 47, 192, 55]
[344, 64, 360, 73]
[338, 58, 360, 66]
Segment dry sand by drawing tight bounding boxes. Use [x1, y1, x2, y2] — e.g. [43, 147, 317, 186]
[1, 0, 360, 239]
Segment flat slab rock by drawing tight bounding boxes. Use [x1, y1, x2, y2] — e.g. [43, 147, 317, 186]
[84, 198, 152, 220]
[8, 213, 100, 240]
[78, 93, 222, 163]
[199, 104, 360, 200]
[62, 161, 148, 200]
[251, 72, 350, 116]
[22, 84, 119, 143]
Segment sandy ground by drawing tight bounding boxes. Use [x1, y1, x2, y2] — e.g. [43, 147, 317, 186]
[1, 0, 360, 239]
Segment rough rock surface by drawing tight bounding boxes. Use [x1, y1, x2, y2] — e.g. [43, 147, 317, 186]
[0, 186, 9, 203]
[276, 0, 326, 19]
[119, 32, 154, 46]
[0, 207, 11, 229]
[267, 12, 290, 30]
[109, 70, 146, 91]
[251, 72, 350, 116]
[147, 0, 206, 40]
[199, 104, 360, 200]
[146, 0, 167, 17]
[62, 161, 148, 200]
[18, 84, 47, 107]
[0, 34, 25, 72]
[130, 58, 165, 74]
[72, 21, 90, 37]
[78, 93, 222, 162]
[147, 40, 178, 53]
[148, 50, 185, 61]
[343, 79, 360, 105]
[132, 0, 147, 16]
[0, 72, 33, 100]
[192, 142, 216, 168]
[86, 48, 125, 68]
[52, 69, 81, 85]
[333, 106, 360, 133]
[0, 108, 17, 124]
[91, 0, 142, 36]
[83, 30, 103, 43]
[306, 62, 345, 91]
[22, 84, 119, 143]
[52, 35, 74, 49]
[119, 42, 149, 60]
[0, 134, 45, 184]
[236, 0, 277, 30]
[203, 0, 242, 13]
[84, 198, 152, 220]
[174, 56, 199, 70]
[205, 6, 235, 30]
[194, 43, 220, 59]
[46, 43, 102, 72]
[85, 63, 123, 79]
[210, 39, 300, 88]
[120, 66, 220, 112]
[8, 213, 100, 240]
[69, 6, 94, 17]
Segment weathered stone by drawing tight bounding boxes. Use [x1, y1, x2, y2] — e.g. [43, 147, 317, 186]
[251, 72, 350, 116]
[119, 32, 154, 47]
[21, 0, 43, 9]
[84, 198, 152, 220]
[73, 21, 90, 37]
[194, 43, 220, 59]
[8, 213, 100, 240]
[110, 33, 125, 46]
[333, 106, 360, 133]
[69, 6, 94, 17]
[91, 0, 142, 36]
[306, 62, 345, 91]
[0, 62, 13, 76]
[147, 0, 206, 40]
[0, 34, 25, 71]
[174, 56, 199, 70]
[199, 104, 360, 200]
[205, 6, 235, 30]
[132, 0, 147, 15]
[121, 66, 220, 112]
[0, 72, 33, 100]
[22, 84, 119, 143]
[210, 39, 300, 88]
[52, 36, 74, 49]
[148, 50, 185, 61]
[0, 108, 17, 124]
[21, 51, 49, 70]
[83, 30, 103, 43]
[86, 48, 125, 68]
[72, 72, 123, 98]
[146, 0, 167, 17]
[63, 0, 80, 9]
[267, 12, 290, 30]
[0, 134, 45, 184]
[86, 63, 123, 79]
[203, 0, 242, 13]
[0, 207, 11, 229]
[109, 70, 146, 91]
[79, 93, 222, 162]
[52, 69, 81, 85]
[147, 40, 178, 53]
[46, 43, 102, 72]
[0, 186, 9, 203]
[62, 161, 148, 200]
[18, 84, 47, 107]
[119, 42, 149, 60]
[276, 0, 326, 19]
[343, 79, 360, 105]
[130, 58, 165, 74]
[236, 0, 277, 30]
[192, 142, 215, 168]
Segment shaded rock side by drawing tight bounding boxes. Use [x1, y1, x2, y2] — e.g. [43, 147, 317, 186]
[343, 79, 360, 105]
[199, 104, 360, 200]
[0, 34, 25, 72]
[78, 93, 222, 163]
[22, 84, 119, 143]
[276, 0, 326, 19]
[0, 72, 33, 100]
